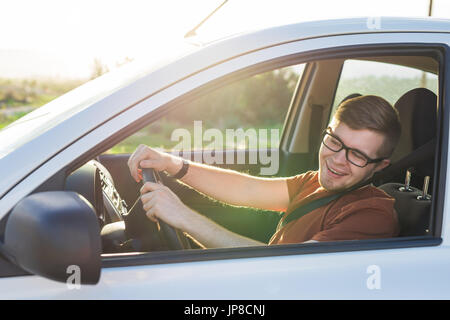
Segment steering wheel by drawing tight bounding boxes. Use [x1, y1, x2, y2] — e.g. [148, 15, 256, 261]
[65, 160, 126, 227]
[141, 168, 191, 250]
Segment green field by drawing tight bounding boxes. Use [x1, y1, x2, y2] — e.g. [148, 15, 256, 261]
[0, 78, 84, 128]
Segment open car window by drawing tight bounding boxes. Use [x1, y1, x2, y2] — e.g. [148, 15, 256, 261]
[91, 52, 442, 256]
[96, 63, 307, 252]
[109, 64, 306, 154]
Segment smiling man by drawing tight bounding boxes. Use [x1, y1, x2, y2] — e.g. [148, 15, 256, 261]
[269, 95, 401, 244]
[128, 95, 401, 248]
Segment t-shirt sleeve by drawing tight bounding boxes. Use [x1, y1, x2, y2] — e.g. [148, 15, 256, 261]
[310, 198, 399, 241]
[285, 171, 316, 202]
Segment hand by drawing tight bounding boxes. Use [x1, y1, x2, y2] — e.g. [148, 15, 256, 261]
[140, 181, 191, 230]
[128, 144, 169, 183]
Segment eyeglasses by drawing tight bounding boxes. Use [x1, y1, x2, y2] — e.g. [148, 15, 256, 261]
[322, 128, 386, 168]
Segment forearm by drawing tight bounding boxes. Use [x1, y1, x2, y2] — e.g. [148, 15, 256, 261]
[165, 154, 289, 211]
[181, 208, 265, 248]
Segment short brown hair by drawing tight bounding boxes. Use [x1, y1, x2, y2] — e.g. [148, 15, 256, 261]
[333, 95, 401, 158]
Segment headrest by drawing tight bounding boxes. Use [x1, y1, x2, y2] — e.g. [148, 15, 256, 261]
[339, 93, 362, 105]
[391, 88, 437, 163]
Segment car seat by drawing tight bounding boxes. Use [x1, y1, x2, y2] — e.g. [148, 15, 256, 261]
[390, 87, 437, 187]
[378, 87, 437, 236]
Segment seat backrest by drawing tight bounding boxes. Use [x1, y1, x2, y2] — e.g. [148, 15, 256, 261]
[391, 88, 437, 176]
[378, 183, 431, 237]
[377, 89, 437, 236]
[392, 88, 437, 159]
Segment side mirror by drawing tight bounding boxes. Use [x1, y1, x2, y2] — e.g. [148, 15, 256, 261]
[1, 191, 101, 284]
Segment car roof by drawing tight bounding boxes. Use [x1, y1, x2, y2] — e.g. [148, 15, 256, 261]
[0, 17, 449, 200]
[195, 16, 450, 46]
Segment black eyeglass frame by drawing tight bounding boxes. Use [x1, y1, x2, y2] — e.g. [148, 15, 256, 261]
[322, 127, 387, 168]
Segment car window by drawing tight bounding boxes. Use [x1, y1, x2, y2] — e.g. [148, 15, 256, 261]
[108, 64, 305, 154]
[330, 58, 438, 119]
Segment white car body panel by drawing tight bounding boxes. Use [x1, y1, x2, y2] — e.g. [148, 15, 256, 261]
[1, 245, 450, 299]
[0, 18, 449, 299]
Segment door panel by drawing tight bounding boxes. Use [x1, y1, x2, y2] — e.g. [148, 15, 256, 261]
[1, 245, 449, 299]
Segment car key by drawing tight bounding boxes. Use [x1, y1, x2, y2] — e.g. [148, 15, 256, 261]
[141, 167, 161, 184]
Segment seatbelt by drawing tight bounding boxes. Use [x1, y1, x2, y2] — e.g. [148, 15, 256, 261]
[277, 178, 371, 231]
[277, 192, 343, 231]
[371, 138, 435, 184]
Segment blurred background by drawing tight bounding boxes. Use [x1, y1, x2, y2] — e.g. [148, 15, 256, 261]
[0, 0, 448, 151]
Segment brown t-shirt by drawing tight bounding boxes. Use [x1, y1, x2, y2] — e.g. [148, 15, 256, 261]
[269, 171, 399, 244]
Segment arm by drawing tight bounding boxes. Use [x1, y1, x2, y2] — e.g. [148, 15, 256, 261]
[140, 181, 265, 248]
[178, 207, 265, 248]
[128, 145, 290, 211]
[139, 182, 317, 248]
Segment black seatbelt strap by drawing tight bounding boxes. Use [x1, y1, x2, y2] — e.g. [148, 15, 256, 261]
[277, 192, 343, 231]
[372, 138, 435, 184]
[277, 178, 371, 231]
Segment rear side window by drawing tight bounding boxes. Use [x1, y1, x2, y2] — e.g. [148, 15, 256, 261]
[330, 58, 438, 118]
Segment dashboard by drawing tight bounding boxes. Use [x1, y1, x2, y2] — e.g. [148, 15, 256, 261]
[64, 160, 164, 253]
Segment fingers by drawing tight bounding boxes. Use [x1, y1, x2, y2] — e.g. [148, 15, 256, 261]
[128, 144, 156, 182]
[139, 159, 156, 169]
[128, 145, 144, 182]
[140, 190, 158, 222]
[141, 191, 165, 224]
[142, 195, 156, 212]
[140, 181, 165, 194]
[145, 206, 158, 223]
[140, 184, 184, 228]
[140, 156, 167, 172]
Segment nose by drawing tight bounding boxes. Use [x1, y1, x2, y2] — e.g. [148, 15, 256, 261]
[332, 148, 348, 165]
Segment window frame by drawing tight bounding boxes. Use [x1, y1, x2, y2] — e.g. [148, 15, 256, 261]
[99, 43, 447, 270]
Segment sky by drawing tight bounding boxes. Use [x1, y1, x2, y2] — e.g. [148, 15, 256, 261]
[0, 0, 449, 79]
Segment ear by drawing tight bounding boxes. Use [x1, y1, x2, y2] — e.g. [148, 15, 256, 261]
[374, 159, 391, 173]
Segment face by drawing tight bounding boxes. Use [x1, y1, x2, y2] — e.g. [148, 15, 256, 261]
[318, 120, 391, 192]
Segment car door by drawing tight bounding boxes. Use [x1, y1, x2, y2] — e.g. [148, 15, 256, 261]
[1, 29, 450, 299]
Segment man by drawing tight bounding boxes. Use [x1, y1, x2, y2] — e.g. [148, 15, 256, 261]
[128, 95, 401, 248]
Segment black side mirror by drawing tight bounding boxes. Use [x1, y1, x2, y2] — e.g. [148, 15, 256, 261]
[1, 191, 101, 284]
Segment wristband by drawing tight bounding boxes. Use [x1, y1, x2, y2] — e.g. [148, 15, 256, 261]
[171, 159, 189, 179]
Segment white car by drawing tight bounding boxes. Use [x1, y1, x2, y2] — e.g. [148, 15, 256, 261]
[0, 17, 449, 300]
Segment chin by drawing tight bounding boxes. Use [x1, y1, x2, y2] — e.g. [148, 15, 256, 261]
[320, 180, 346, 192]
[318, 167, 352, 192]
